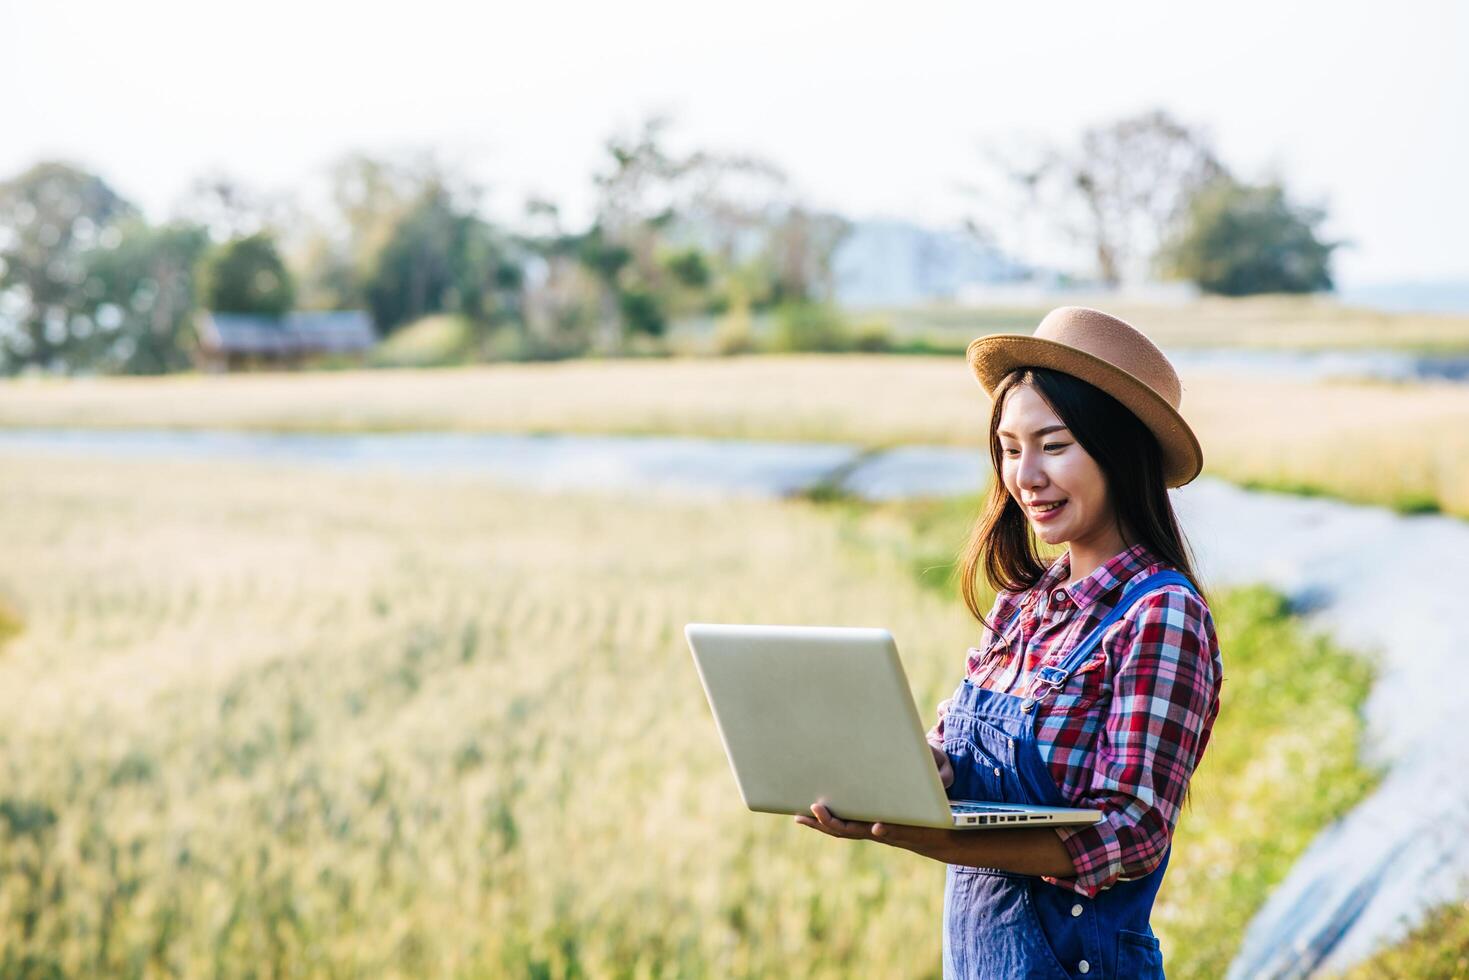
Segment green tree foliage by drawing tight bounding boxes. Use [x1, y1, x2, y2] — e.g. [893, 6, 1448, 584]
[79, 219, 210, 373]
[364, 182, 522, 335]
[662, 246, 710, 289]
[1159, 178, 1339, 295]
[199, 233, 295, 315]
[615, 287, 663, 338]
[582, 117, 691, 350]
[0, 136, 849, 371]
[0, 161, 135, 371]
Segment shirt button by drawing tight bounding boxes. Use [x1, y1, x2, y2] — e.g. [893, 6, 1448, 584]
[993, 767, 1001, 777]
[1052, 589, 1067, 603]
[1071, 903, 1083, 917]
[1078, 961, 1090, 974]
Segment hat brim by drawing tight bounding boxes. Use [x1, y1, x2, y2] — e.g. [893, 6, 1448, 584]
[967, 334, 1204, 488]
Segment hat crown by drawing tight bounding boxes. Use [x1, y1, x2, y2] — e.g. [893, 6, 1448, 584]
[965, 304, 1203, 487]
[1034, 306, 1180, 410]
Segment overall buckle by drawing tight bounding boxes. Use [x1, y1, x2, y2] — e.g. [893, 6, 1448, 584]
[1022, 665, 1068, 712]
[1036, 665, 1069, 686]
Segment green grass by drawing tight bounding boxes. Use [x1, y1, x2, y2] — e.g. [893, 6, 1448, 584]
[0, 594, 21, 646]
[1155, 584, 1380, 974]
[1346, 898, 1469, 978]
[1234, 474, 1446, 516]
[367, 313, 480, 368]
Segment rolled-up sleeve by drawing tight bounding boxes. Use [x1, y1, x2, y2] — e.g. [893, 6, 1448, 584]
[1050, 588, 1221, 897]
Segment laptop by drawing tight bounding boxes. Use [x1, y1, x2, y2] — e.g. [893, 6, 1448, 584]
[684, 623, 1101, 830]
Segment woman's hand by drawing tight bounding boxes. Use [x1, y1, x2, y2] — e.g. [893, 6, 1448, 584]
[793, 803, 1079, 877]
[794, 803, 967, 863]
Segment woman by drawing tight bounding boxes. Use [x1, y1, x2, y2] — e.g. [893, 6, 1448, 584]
[795, 306, 1223, 979]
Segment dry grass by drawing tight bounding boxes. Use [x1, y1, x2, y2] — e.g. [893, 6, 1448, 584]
[4, 356, 1469, 517]
[874, 295, 1469, 352]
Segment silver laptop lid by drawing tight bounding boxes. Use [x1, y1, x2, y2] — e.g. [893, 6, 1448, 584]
[685, 622, 957, 829]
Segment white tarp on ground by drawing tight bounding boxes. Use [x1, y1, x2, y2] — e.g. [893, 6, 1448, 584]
[1172, 478, 1469, 978]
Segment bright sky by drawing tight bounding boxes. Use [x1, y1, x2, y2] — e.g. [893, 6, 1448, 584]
[3, 0, 1465, 287]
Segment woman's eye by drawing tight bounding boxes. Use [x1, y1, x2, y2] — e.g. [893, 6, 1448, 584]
[1001, 444, 1067, 457]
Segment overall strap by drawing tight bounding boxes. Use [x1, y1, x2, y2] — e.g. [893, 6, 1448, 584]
[1020, 569, 1197, 713]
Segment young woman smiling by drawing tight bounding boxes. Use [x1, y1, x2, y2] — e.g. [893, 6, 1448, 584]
[796, 307, 1223, 979]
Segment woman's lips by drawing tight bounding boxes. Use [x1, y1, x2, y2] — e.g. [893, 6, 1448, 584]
[1030, 500, 1067, 522]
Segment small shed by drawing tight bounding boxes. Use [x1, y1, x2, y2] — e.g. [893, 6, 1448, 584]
[195, 311, 377, 371]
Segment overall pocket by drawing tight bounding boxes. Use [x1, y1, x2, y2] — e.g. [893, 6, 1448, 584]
[1116, 928, 1164, 977]
[1026, 879, 1099, 979]
[944, 732, 1005, 803]
[944, 715, 1015, 803]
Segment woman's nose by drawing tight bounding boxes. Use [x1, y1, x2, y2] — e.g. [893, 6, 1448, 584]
[1016, 447, 1049, 487]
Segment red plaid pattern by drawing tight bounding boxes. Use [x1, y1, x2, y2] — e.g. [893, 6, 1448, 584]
[926, 541, 1223, 897]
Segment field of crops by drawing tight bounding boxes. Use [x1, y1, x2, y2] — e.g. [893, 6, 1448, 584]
[0, 454, 1376, 977]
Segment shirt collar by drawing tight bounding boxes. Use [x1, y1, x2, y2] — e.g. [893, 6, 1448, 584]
[1028, 541, 1161, 612]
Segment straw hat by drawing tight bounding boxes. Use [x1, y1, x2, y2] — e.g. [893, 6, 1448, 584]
[966, 306, 1203, 488]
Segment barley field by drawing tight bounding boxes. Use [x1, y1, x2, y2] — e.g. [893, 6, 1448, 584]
[0, 454, 1373, 977]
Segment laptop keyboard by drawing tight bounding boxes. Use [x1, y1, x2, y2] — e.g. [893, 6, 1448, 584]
[950, 802, 1025, 814]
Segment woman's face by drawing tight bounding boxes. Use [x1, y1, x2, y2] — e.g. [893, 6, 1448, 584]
[996, 384, 1114, 549]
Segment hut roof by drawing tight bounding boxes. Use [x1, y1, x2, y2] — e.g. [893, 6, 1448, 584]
[198, 311, 376, 355]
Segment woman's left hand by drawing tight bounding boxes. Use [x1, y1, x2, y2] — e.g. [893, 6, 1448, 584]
[794, 803, 963, 864]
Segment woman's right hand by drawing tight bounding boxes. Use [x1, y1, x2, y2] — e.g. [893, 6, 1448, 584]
[930, 742, 954, 788]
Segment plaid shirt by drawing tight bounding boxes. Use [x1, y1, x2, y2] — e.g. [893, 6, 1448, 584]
[926, 541, 1223, 898]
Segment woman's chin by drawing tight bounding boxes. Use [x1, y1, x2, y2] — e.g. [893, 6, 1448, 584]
[1032, 520, 1066, 540]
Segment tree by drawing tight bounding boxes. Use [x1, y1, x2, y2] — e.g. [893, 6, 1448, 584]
[174, 171, 293, 243]
[674, 148, 788, 271]
[974, 109, 1228, 286]
[517, 197, 601, 358]
[78, 219, 210, 373]
[578, 115, 850, 349]
[364, 182, 522, 334]
[0, 161, 135, 371]
[199, 232, 295, 315]
[287, 151, 477, 313]
[294, 152, 429, 311]
[1158, 178, 1340, 295]
[764, 206, 850, 305]
[584, 115, 694, 349]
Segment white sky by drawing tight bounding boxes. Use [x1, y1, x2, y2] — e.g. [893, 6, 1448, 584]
[3, 0, 1465, 287]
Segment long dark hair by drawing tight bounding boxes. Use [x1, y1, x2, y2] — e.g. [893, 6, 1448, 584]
[957, 366, 1210, 640]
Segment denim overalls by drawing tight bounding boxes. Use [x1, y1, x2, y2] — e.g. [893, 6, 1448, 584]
[941, 570, 1195, 979]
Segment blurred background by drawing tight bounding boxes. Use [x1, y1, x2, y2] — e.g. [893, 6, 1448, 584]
[1, 1, 1467, 977]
